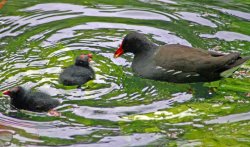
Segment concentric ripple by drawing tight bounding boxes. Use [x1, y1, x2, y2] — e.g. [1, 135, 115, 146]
[0, 0, 250, 146]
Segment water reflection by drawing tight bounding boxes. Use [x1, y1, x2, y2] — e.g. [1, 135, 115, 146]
[213, 7, 250, 20]
[73, 93, 192, 121]
[41, 22, 191, 47]
[205, 111, 250, 124]
[176, 12, 217, 28]
[200, 31, 250, 41]
[0, 113, 118, 141]
[23, 3, 171, 21]
[139, 0, 177, 5]
[68, 133, 163, 147]
[0, 0, 250, 146]
[0, 127, 13, 146]
[0, 3, 172, 39]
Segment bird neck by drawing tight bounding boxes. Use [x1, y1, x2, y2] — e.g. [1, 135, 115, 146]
[75, 63, 89, 67]
[134, 42, 158, 57]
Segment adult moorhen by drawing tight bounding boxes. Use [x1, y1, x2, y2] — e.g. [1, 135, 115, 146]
[3, 86, 60, 113]
[114, 32, 250, 83]
[59, 54, 95, 87]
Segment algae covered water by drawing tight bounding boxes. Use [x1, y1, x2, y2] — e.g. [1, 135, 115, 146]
[0, 0, 250, 146]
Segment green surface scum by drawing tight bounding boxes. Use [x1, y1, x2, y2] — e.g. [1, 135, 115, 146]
[0, 0, 250, 146]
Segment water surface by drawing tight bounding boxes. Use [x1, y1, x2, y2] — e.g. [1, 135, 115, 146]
[0, 0, 250, 146]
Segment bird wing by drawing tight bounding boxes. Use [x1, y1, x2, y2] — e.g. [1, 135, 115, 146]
[27, 92, 59, 111]
[153, 44, 213, 73]
[154, 44, 244, 76]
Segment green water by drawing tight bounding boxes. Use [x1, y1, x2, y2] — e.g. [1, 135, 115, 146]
[0, 0, 250, 146]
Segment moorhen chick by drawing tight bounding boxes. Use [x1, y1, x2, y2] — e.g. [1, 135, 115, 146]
[3, 86, 60, 113]
[59, 54, 95, 87]
[114, 32, 250, 83]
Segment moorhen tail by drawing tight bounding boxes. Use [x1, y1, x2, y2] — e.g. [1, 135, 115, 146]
[3, 86, 60, 112]
[114, 32, 250, 83]
[59, 54, 95, 87]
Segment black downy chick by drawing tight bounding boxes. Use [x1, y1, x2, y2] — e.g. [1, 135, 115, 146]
[3, 86, 60, 113]
[59, 54, 95, 88]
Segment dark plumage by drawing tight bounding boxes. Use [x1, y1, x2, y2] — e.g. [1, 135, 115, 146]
[59, 54, 95, 87]
[3, 86, 60, 112]
[114, 32, 250, 83]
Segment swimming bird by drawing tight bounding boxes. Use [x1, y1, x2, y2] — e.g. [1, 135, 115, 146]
[59, 54, 95, 88]
[114, 32, 250, 83]
[3, 86, 60, 113]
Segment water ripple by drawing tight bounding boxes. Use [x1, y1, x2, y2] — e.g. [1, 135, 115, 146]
[41, 22, 191, 47]
[68, 133, 163, 147]
[0, 1, 249, 146]
[176, 12, 217, 28]
[22, 3, 171, 22]
[213, 7, 250, 20]
[73, 93, 192, 121]
[0, 113, 119, 140]
[200, 31, 250, 41]
[205, 111, 250, 124]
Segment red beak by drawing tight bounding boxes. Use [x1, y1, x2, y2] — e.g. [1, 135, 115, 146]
[3, 90, 10, 96]
[88, 53, 93, 62]
[114, 44, 124, 58]
[88, 54, 93, 58]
